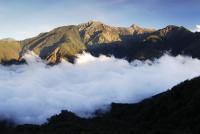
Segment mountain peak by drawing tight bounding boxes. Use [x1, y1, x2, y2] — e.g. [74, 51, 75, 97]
[159, 25, 191, 35]
[164, 25, 181, 30]
[130, 24, 141, 29]
[78, 20, 107, 31]
[163, 25, 190, 31]
[84, 20, 106, 27]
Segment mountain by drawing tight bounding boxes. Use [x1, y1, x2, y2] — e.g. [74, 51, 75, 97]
[0, 40, 22, 65]
[78, 20, 155, 45]
[87, 25, 197, 61]
[0, 21, 199, 64]
[183, 32, 200, 58]
[21, 25, 86, 64]
[1, 75, 200, 134]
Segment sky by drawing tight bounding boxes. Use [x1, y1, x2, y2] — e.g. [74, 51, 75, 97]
[0, 0, 200, 40]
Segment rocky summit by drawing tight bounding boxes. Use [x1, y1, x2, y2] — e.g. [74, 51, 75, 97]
[0, 21, 199, 64]
[78, 20, 155, 45]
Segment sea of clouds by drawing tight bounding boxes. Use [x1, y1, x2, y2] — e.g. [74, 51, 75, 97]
[0, 52, 200, 124]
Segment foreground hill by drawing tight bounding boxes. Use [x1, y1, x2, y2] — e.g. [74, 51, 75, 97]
[1, 76, 200, 134]
[0, 21, 200, 64]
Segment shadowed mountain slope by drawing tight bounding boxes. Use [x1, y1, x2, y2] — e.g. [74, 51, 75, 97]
[21, 25, 86, 63]
[0, 21, 200, 64]
[87, 25, 200, 61]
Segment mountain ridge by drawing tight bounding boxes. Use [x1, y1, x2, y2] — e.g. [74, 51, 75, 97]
[0, 21, 199, 64]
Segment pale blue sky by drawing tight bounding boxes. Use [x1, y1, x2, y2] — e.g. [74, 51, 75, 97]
[0, 0, 200, 40]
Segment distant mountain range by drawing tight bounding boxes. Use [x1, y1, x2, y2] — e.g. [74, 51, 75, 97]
[0, 20, 200, 64]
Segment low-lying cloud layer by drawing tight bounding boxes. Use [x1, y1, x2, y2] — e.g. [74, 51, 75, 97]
[196, 25, 200, 32]
[0, 52, 200, 124]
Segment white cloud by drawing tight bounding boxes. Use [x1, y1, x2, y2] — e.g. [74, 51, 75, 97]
[0, 53, 200, 124]
[196, 25, 200, 32]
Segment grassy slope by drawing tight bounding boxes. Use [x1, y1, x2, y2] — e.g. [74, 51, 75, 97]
[21, 26, 86, 63]
[0, 41, 22, 64]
